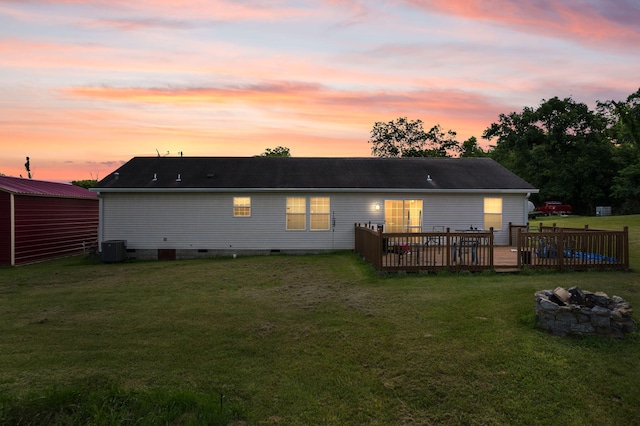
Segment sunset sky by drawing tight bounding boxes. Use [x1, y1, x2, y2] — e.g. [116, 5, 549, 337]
[1, 0, 639, 182]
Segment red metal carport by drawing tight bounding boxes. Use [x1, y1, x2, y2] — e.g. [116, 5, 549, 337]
[0, 176, 98, 266]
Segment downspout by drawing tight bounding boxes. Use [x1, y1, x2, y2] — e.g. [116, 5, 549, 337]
[97, 192, 104, 252]
[525, 193, 531, 225]
[10, 194, 15, 266]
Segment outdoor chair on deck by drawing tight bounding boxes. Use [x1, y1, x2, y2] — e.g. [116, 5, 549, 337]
[452, 231, 481, 265]
[536, 236, 557, 258]
[426, 226, 444, 252]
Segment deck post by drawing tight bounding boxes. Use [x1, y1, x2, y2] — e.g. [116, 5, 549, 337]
[624, 226, 629, 270]
[489, 227, 494, 267]
[446, 227, 451, 267]
[509, 222, 513, 246]
[516, 228, 521, 268]
[557, 227, 564, 270]
[376, 228, 383, 270]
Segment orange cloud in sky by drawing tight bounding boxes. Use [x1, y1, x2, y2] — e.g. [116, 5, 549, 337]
[60, 82, 509, 134]
[2, 79, 513, 180]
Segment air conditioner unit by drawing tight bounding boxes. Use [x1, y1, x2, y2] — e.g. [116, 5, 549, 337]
[101, 240, 127, 263]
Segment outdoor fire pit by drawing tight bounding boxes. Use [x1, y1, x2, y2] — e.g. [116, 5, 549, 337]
[534, 286, 637, 337]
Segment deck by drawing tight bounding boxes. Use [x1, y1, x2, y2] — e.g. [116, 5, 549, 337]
[355, 224, 629, 273]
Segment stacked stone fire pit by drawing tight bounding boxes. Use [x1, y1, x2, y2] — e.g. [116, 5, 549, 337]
[535, 286, 637, 338]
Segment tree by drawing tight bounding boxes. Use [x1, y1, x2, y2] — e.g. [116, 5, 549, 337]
[71, 179, 98, 189]
[484, 97, 614, 214]
[369, 117, 459, 158]
[460, 136, 488, 158]
[257, 146, 291, 157]
[598, 88, 640, 213]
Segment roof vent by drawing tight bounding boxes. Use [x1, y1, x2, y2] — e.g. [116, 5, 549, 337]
[206, 173, 215, 178]
[427, 174, 432, 182]
[176, 173, 181, 182]
[152, 173, 157, 181]
[114, 172, 119, 180]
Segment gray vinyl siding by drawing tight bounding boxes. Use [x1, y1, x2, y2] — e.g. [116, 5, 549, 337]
[100, 191, 527, 251]
[102, 192, 385, 251]
[390, 192, 525, 245]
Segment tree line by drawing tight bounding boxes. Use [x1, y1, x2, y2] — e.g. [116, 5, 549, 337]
[12, 86, 636, 217]
[368, 88, 640, 215]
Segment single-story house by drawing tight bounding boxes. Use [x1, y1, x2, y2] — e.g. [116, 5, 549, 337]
[91, 157, 538, 261]
[0, 176, 99, 266]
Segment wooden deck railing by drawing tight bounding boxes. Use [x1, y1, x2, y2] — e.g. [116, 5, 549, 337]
[357, 223, 630, 272]
[355, 224, 494, 272]
[515, 226, 629, 270]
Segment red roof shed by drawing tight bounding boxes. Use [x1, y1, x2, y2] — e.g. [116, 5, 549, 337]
[0, 176, 98, 266]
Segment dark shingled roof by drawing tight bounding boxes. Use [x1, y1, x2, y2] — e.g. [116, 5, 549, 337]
[93, 157, 536, 192]
[0, 175, 98, 199]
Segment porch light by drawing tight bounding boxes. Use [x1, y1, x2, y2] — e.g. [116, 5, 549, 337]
[375, 202, 381, 210]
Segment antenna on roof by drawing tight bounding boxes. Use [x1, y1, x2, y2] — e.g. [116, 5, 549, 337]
[24, 156, 32, 179]
[155, 149, 170, 157]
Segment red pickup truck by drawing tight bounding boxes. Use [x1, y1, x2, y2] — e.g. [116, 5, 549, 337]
[535, 201, 572, 216]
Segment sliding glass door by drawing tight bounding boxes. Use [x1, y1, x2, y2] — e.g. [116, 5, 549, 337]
[384, 200, 423, 233]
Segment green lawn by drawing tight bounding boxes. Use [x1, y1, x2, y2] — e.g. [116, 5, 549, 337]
[1, 216, 639, 425]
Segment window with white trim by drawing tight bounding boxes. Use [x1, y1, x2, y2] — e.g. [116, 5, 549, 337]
[286, 197, 306, 230]
[233, 197, 251, 217]
[484, 197, 502, 230]
[310, 197, 330, 230]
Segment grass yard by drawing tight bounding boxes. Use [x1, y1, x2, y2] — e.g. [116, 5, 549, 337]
[1, 216, 640, 425]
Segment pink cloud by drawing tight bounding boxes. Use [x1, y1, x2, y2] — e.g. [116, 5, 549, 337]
[406, 0, 640, 50]
[0, 0, 312, 21]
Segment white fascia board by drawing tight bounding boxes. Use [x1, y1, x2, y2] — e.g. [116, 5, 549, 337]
[91, 187, 539, 194]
